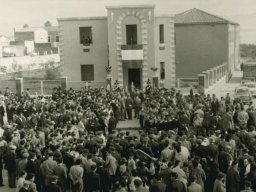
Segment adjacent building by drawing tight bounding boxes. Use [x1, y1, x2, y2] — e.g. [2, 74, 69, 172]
[14, 26, 59, 55]
[0, 35, 10, 57]
[58, 5, 176, 89]
[174, 8, 240, 80]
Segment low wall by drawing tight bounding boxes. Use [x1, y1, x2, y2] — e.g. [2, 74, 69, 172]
[198, 63, 228, 94]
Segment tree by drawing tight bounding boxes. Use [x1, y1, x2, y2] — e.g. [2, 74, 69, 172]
[44, 21, 52, 27]
[0, 66, 7, 73]
[23, 24, 29, 28]
[44, 60, 60, 80]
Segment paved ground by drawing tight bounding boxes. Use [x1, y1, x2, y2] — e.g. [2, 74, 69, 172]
[206, 70, 256, 108]
[1, 170, 15, 192]
[117, 118, 140, 130]
[207, 70, 243, 98]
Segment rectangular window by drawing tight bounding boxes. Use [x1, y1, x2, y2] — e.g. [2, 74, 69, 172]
[56, 36, 59, 42]
[80, 27, 92, 45]
[159, 24, 164, 43]
[81, 64, 94, 81]
[48, 36, 51, 42]
[160, 62, 165, 80]
[126, 25, 137, 45]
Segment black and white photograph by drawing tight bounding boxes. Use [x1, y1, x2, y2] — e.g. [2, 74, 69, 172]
[0, 0, 255, 191]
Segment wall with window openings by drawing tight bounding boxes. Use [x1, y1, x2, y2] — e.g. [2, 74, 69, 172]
[58, 17, 108, 82]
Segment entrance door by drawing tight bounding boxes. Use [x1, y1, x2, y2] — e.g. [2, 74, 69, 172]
[128, 68, 141, 89]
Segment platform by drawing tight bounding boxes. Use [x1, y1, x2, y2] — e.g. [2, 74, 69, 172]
[116, 118, 141, 131]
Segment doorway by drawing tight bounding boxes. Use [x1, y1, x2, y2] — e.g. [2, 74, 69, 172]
[128, 68, 141, 89]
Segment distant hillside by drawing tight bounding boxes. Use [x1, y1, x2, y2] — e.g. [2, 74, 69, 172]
[240, 44, 256, 58]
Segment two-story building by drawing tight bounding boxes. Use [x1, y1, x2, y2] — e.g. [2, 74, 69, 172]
[58, 5, 176, 89]
[175, 8, 240, 80]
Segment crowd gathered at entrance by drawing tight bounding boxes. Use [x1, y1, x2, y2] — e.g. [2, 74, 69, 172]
[0, 82, 256, 192]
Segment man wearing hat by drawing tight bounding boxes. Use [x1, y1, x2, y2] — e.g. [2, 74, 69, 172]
[4, 145, 17, 188]
[105, 150, 117, 188]
[40, 150, 57, 186]
[84, 164, 100, 192]
[45, 175, 60, 192]
[0, 135, 6, 187]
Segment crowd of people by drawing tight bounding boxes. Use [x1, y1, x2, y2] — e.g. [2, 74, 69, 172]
[0, 83, 256, 192]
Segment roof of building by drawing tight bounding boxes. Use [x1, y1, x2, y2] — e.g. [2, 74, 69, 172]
[15, 26, 59, 33]
[10, 41, 25, 46]
[175, 8, 238, 25]
[0, 35, 9, 39]
[43, 26, 59, 32]
[57, 16, 107, 22]
[155, 14, 174, 18]
[106, 5, 155, 9]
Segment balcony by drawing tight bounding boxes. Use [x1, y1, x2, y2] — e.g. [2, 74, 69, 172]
[121, 44, 143, 60]
[51, 42, 59, 47]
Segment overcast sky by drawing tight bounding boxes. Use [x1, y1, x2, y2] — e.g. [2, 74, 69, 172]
[1, 0, 256, 43]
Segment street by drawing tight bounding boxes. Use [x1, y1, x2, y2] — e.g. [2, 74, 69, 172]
[207, 70, 256, 108]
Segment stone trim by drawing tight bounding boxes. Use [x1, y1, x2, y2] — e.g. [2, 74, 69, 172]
[115, 9, 148, 89]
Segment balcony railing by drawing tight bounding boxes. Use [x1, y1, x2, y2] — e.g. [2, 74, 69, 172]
[121, 44, 143, 60]
[51, 42, 59, 47]
[121, 44, 143, 50]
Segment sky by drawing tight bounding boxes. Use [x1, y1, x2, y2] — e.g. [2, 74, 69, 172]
[1, 0, 256, 43]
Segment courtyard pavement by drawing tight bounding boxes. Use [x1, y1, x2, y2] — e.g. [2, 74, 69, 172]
[206, 70, 243, 98]
[1, 170, 15, 192]
[117, 118, 140, 130]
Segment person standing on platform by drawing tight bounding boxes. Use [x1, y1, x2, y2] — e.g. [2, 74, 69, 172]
[125, 95, 133, 120]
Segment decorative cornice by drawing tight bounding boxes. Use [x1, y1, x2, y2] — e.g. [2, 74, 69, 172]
[106, 5, 155, 9]
[57, 16, 107, 22]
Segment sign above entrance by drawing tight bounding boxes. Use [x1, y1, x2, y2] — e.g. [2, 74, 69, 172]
[121, 44, 143, 61]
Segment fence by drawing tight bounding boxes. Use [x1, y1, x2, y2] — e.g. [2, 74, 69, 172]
[8, 77, 107, 97]
[198, 63, 227, 94]
[0, 79, 16, 93]
[176, 78, 199, 94]
[23, 79, 62, 95]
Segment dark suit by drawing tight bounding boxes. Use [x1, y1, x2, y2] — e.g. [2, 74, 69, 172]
[125, 98, 133, 120]
[226, 166, 240, 192]
[85, 171, 100, 192]
[149, 180, 166, 192]
[166, 180, 186, 192]
[4, 149, 17, 188]
[96, 166, 110, 192]
[45, 182, 61, 192]
[211, 100, 219, 116]
[0, 145, 6, 186]
[108, 116, 117, 133]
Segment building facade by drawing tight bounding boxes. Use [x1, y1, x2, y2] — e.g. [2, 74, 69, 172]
[0, 36, 10, 57]
[175, 8, 240, 80]
[14, 26, 59, 55]
[58, 5, 176, 89]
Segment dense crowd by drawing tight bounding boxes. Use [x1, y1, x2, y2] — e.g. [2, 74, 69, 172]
[0, 83, 256, 192]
